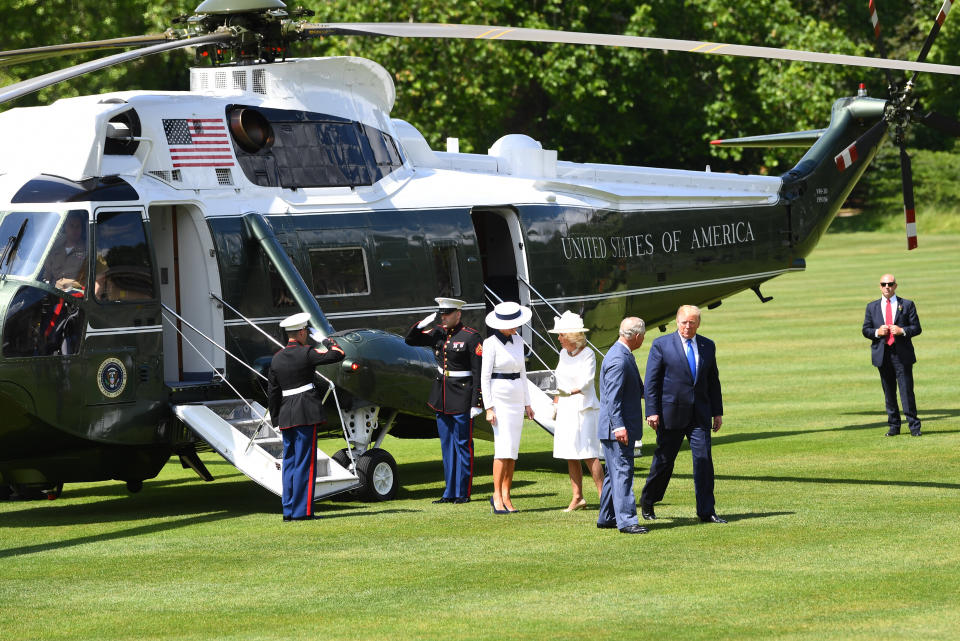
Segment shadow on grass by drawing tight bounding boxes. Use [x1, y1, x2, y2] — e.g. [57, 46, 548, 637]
[670, 472, 960, 491]
[645, 511, 796, 531]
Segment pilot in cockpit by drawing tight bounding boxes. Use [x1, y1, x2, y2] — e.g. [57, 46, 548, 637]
[42, 211, 88, 294]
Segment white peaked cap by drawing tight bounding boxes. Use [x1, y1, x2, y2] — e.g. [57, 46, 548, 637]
[435, 297, 466, 313]
[279, 312, 311, 331]
[548, 310, 590, 334]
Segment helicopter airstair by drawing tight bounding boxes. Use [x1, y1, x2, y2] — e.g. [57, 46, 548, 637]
[173, 399, 360, 500]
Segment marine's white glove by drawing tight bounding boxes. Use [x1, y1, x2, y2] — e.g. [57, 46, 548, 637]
[417, 312, 437, 329]
[309, 328, 324, 344]
[470, 406, 482, 418]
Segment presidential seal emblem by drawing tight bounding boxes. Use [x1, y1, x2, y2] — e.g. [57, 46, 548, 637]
[97, 357, 127, 398]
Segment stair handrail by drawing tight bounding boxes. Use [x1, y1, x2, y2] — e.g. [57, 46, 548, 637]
[483, 285, 555, 372]
[515, 275, 605, 357]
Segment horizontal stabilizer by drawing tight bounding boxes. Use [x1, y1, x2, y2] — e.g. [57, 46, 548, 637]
[710, 129, 826, 148]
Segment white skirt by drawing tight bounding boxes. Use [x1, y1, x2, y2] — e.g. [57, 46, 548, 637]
[489, 378, 525, 459]
[552, 395, 600, 459]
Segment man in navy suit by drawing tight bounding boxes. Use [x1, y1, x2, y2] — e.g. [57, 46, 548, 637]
[640, 305, 725, 523]
[862, 274, 922, 436]
[596, 317, 648, 534]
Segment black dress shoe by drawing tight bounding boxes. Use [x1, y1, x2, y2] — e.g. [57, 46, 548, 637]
[619, 524, 649, 534]
[699, 514, 727, 523]
[596, 521, 617, 529]
[453, 496, 471, 504]
[884, 430, 900, 437]
[432, 497, 453, 504]
[291, 514, 319, 521]
[640, 506, 657, 520]
[911, 431, 922, 437]
[282, 515, 292, 522]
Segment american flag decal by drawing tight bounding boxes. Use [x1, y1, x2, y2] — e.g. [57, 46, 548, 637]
[834, 143, 858, 171]
[163, 118, 234, 168]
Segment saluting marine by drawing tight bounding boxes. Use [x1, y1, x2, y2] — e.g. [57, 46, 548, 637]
[268, 312, 345, 521]
[405, 297, 483, 504]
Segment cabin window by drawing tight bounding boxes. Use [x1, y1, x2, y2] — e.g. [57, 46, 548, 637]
[94, 211, 156, 302]
[309, 247, 370, 297]
[431, 244, 461, 298]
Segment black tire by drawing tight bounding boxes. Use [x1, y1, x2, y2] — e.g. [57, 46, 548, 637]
[355, 449, 398, 502]
[330, 448, 359, 500]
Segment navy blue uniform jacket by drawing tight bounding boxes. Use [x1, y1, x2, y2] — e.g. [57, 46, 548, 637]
[597, 340, 645, 442]
[862, 297, 921, 367]
[268, 340, 345, 429]
[645, 333, 723, 430]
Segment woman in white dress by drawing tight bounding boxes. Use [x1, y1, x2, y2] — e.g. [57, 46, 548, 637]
[481, 301, 535, 514]
[549, 311, 604, 512]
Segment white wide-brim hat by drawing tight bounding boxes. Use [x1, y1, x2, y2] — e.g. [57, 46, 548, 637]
[485, 301, 532, 330]
[547, 310, 590, 334]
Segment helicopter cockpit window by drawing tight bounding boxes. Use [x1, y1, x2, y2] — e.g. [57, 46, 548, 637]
[3, 286, 85, 357]
[0, 211, 61, 280]
[38, 210, 89, 295]
[94, 211, 156, 303]
[309, 247, 370, 297]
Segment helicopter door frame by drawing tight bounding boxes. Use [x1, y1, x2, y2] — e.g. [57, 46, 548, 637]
[148, 203, 225, 384]
[470, 207, 532, 345]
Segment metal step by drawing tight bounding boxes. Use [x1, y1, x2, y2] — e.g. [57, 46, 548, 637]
[173, 400, 358, 499]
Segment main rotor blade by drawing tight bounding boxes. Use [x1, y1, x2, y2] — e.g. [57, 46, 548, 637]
[910, 0, 954, 86]
[0, 33, 231, 107]
[0, 34, 174, 69]
[900, 146, 918, 250]
[299, 22, 960, 76]
[867, 0, 896, 90]
[918, 110, 960, 136]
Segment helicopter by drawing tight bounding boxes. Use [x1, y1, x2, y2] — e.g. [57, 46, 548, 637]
[0, 0, 957, 503]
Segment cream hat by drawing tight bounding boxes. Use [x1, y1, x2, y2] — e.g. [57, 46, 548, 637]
[547, 310, 590, 334]
[485, 301, 532, 330]
[279, 312, 311, 331]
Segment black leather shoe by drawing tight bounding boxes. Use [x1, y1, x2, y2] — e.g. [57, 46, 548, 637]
[432, 497, 453, 504]
[619, 524, 649, 534]
[640, 506, 657, 520]
[291, 514, 318, 521]
[884, 430, 900, 437]
[911, 431, 922, 437]
[700, 514, 727, 523]
[282, 516, 292, 522]
[453, 497, 471, 504]
[596, 521, 617, 529]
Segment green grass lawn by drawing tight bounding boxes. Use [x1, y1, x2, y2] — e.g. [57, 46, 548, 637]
[2, 232, 958, 641]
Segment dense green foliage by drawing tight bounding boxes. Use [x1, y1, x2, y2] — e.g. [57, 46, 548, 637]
[2, 0, 960, 221]
[1, 231, 958, 640]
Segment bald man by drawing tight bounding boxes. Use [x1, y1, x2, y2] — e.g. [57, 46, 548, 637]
[862, 274, 922, 436]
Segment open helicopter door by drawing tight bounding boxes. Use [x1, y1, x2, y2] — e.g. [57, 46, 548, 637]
[470, 208, 532, 343]
[148, 204, 225, 384]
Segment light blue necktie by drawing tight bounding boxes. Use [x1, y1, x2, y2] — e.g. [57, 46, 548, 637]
[685, 339, 697, 379]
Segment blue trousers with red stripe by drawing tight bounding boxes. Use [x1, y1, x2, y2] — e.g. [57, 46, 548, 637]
[436, 412, 474, 499]
[281, 424, 317, 518]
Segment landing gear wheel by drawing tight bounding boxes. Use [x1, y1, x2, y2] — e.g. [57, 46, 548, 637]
[355, 449, 398, 502]
[126, 479, 143, 493]
[331, 447, 355, 473]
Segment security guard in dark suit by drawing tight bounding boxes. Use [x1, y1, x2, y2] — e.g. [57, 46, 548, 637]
[405, 297, 483, 503]
[268, 312, 345, 521]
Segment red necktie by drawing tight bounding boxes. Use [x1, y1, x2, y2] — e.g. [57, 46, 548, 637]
[885, 299, 895, 346]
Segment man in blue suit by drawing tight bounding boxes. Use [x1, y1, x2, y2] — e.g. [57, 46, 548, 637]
[640, 305, 726, 524]
[596, 317, 648, 534]
[862, 273, 922, 436]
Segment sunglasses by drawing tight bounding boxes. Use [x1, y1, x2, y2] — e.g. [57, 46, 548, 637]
[880, 282, 896, 287]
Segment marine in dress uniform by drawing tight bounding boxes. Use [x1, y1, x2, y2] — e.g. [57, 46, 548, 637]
[268, 312, 345, 521]
[404, 297, 483, 503]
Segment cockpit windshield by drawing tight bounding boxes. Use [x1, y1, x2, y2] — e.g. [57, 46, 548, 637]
[0, 211, 62, 279]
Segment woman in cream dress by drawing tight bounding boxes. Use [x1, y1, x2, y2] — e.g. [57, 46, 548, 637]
[549, 311, 604, 512]
[481, 301, 535, 514]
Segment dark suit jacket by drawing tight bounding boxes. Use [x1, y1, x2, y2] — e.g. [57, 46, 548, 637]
[597, 340, 644, 442]
[862, 297, 921, 366]
[645, 332, 722, 430]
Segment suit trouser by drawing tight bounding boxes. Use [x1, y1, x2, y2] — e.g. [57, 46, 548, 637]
[598, 438, 638, 529]
[436, 412, 474, 499]
[640, 424, 715, 518]
[281, 424, 318, 518]
[878, 346, 921, 433]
